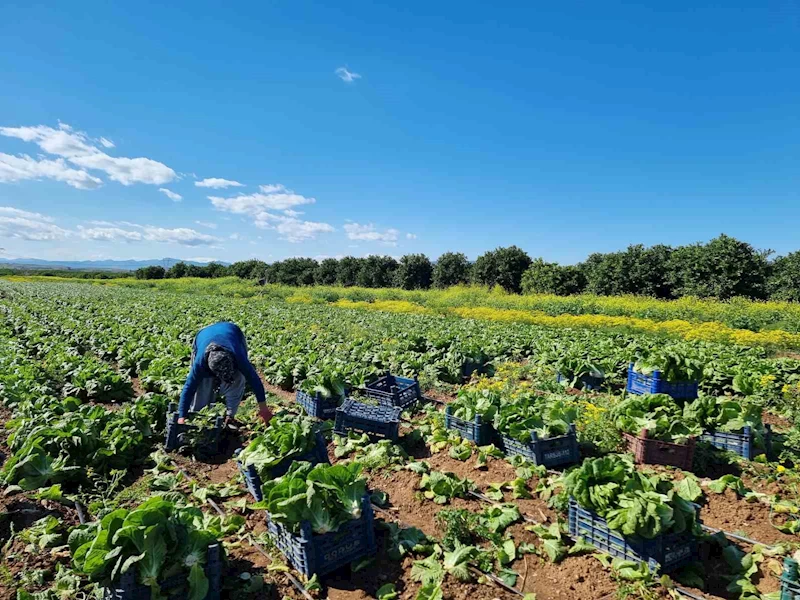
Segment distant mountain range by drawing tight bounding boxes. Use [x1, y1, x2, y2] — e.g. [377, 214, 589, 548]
[0, 257, 225, 271]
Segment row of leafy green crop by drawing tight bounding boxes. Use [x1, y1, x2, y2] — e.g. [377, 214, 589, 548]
[0, 321, 169, 493]
[4, 282, 800, 409]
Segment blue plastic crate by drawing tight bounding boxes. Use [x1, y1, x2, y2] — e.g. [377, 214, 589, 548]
[266, 495, 376, 577]
[781, 558, 800, 600]
[296, 390, 342, 420]
[104, 543, 222, 600]
[164, 403, 224, 455]
[444, 405, 495, 446]
[626, 363, 699, 400]
[557, 372, 604, 391]
[499, 424, 579, 468]
[334, 399, 401, 441]
[236, 431, 330, 502]
[568, 499, 697, 573]
[699, 425, 772, 460]
[362, 373, 421, 409]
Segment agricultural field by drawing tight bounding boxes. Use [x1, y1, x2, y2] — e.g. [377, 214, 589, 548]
[1, 280, 799, 600]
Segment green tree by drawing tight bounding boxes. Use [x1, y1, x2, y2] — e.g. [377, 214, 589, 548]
[667, 234, 770, 299]
[495, 246, 532, 293]
[266, 258, 319, 286]
[581, 244, 673, 298]
[769, 252, 800, 301]
[357, 255, 399, 288]
[229, 259, 267, 279]
[166, 261, 189, 278]
[134, 265, 166, 280]
[336, 256, 362, 287]
[394, 254, 433, 290]
[472, 249, 498, 288]
[521, 259, 586, 295]
[315, 258, 339, 285]
[432, 252, 471, 288]
[205, 262, 229, 278]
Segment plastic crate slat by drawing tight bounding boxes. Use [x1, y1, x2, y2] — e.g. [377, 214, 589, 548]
[104, 544, 222, 600]
[624, 431, 696, 470]
[782, 559, 800, 599]
[266, 495, 376, 577]
[165, 404, 223, 455]
[362, 373, 421, 409]
[334, 399, 401, 441]
[626, 364, 698, 400]
[499, 424, 580, 468]
[568, 500, 696, 573]
[296, 390, 342, 420]
[443, 406, 494, 446]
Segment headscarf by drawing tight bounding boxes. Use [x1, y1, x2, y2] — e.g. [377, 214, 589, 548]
[206, 343, 236, 384]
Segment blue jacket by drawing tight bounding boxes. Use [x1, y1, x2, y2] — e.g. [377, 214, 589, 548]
[178, 322, 266, 416]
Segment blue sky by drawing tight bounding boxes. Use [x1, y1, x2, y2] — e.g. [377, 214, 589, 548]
[1, 1, 798, 264]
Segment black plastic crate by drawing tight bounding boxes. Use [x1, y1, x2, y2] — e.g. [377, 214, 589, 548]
[296, 390, 342, 420]
[499, 424, 580, 468]
[781, 558, 800, 600]
[266, 495, 376, 577]
[626, 363, 699, 400]
[334, 399, 401, 441]
[104, 543, 222, 600]
[699, 425, 772, 461]
[568, 499, 697, 573]
[557, 372, 604, 391]
[361, 373, 421, 409]
[236, 431, 330, 502]
[444, 405, 495, 446]
[165, 403, 224, 455]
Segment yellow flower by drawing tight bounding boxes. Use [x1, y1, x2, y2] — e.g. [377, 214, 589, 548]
[777, 465, 786, 473]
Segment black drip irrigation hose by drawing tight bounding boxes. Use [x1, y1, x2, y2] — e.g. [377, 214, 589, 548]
[176, 468, 315, 600]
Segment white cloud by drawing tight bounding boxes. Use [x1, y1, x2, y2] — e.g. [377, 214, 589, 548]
[77, 223, 221, 246]
[194, 220, 217, 229]
[209, 184, 317, 213]
[0, 206, 55, 221]
[344, 222, 400, 245]
[99, 137, 115, 148]
[0, 152, 103, 189]
[406, 233, 417, 240]
[335, 67, 361, 83]
[158, 188, 183, 202]
[0, 205, 70, 241]
[209, 183, 333, 242]
[229, 233, 240, 240]
[0, 124, 176, 186]
[195, 178, 244, 189]
[143, 227, 220, 246]
[77, 226, 143, 242]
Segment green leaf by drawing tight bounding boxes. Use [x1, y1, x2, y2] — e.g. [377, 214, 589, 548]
[371, 490, 389, 507]
[676, 476, 703, 502]
[188, 562, 209, 600]
[305, 574, 322, 592]
[415, 583, 443, 600]
[496, 567, 518, 588]
[377, 583, 399, 600]
[411, 555, 445, 586]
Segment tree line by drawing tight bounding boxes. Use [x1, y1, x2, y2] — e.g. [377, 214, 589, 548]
[134, 234, 800, 301]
